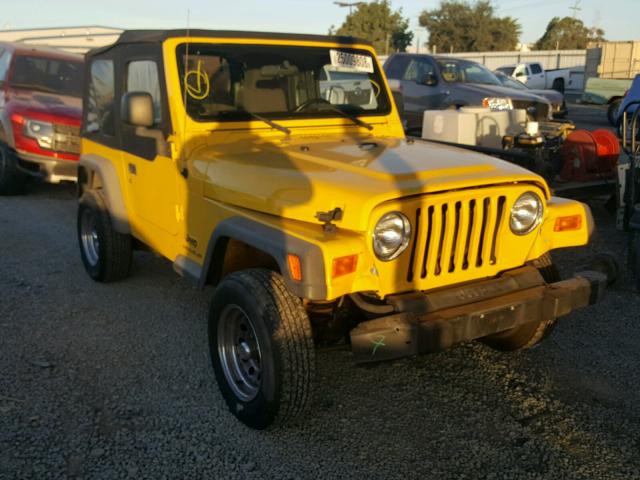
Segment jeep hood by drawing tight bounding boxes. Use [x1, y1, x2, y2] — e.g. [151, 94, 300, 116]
[201, 136, 548, 232]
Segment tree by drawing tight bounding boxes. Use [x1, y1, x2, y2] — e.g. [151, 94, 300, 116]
[419, 1, 520, 53]
[535, 17, 606, 50]
[331, 0, 414, 54]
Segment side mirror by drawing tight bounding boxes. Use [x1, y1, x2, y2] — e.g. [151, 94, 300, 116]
[121, 91, 154, 128]
[515, 71, 526, 78]
[421, 72, 438, 87]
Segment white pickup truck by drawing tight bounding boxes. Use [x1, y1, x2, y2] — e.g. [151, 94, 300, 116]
[496, 62, 584, 93]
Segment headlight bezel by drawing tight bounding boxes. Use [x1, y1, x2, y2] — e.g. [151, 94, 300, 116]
[372, 211, 412, 261]
[24, 119, 55, 150]
[510, 191, 543, 235]
[482, 97, 513, 111]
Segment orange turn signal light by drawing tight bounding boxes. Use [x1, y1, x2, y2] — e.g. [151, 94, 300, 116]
[332, 255, 358, 278]
[10, 113, 25, 125]
[554, 215, 582, 232]
[287, 254, 302, 282]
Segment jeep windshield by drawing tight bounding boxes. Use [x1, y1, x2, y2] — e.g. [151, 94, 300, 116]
[435, 58, 502, 86]
[10, 55, 83, 98]
[176, 43, 391, 123]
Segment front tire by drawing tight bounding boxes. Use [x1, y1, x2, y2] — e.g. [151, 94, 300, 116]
[0, 144, 26, 195]
[630, 230, 640, 292]
[480, 253, 560, 351]
[209, 269, 315, 429]
[77, 190, 132, 282]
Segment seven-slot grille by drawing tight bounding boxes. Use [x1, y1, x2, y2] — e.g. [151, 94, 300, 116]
[406, 195, 507, 281]
[52, 124, 81, 155]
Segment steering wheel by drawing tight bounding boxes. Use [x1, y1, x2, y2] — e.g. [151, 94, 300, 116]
[294, 97, 332, 112]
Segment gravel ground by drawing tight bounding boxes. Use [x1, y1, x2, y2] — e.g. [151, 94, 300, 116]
[2, 104, 640, 479]
[565, 102, 612, 131]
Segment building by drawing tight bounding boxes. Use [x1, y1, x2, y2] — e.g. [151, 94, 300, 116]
[0, 26, 122, 53]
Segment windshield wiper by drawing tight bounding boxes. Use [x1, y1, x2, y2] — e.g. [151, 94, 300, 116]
[213, 103, 374, 134]
[307, 99, 374, 131]
[328, 106, 374, 131]
[238, 109, 291, 135]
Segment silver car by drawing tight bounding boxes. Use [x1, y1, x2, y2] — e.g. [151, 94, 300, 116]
[384, 54, 554, 132]
[494, 71, 567, 119]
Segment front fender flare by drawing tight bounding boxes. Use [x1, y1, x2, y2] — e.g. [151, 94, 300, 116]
[201, 216, 327, 300]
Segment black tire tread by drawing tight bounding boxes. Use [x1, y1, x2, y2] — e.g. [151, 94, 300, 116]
[481, 253, 559, 351]
[0, 144, 26, 196]
[531, 252, 561, 283]
[78, 191, 132, 282]
[631, 231, 640, 293]
[217, 269, 315, 427]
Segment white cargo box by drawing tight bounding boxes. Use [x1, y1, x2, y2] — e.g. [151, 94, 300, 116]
[421, 110, 477, 145]
[422, 108, 527, 149]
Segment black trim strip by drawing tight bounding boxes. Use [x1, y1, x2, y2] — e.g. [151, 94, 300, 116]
[87, 29, 372, 57]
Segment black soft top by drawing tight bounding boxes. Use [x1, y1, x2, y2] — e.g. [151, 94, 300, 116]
[86, 29, 371, 57]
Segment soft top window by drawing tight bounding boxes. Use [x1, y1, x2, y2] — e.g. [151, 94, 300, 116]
[85, 59, 115, 136]
[176, 43, 391, 122]
[126, 60, 162, 124]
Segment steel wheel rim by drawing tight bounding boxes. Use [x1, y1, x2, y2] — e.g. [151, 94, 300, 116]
[217, 304, 262, 402]
[80, 208, 100, 267]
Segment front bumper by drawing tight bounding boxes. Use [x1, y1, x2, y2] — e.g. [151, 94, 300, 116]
[15, 150, 78, 183]
[350, 266, 606, 363]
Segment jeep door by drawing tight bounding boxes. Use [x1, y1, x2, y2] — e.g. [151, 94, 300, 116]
[119, 50, 179, 237]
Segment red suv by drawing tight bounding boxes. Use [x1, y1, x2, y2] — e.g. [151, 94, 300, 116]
[0, 42, 83, 194]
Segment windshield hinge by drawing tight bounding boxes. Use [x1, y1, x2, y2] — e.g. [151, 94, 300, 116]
[316, 208, 343, 233]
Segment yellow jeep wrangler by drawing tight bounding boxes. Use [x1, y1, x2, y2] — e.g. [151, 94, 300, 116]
[77, 30, 605, 429]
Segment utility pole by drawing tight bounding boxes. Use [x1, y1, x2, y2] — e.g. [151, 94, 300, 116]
[333, 1, 365, 15]
[416, 29, 425, 54]
[569, 0, 582, 18]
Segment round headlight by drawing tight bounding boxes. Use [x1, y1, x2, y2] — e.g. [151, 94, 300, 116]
[510, 192, 543, 235]
[372, 212, 411, 261]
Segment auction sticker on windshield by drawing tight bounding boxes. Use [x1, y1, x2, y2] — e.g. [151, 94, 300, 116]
[330, 50, 374, 73]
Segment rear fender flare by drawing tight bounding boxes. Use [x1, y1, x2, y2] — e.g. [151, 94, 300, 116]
[77, 154, 130, 234]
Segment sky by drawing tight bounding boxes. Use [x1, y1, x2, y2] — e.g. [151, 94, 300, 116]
[1, 0, 638, 47]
